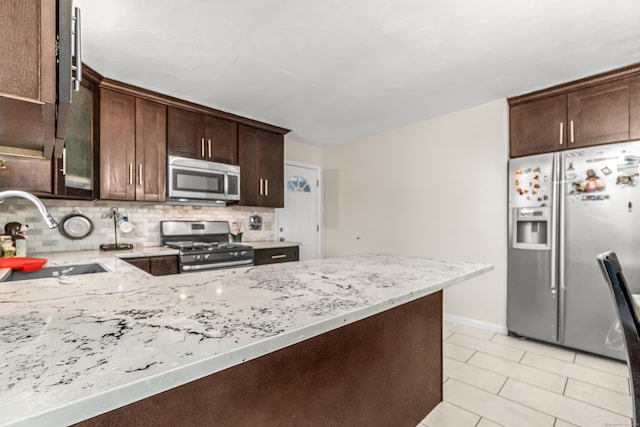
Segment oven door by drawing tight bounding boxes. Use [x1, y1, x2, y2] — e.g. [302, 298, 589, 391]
[180, 249, 254, 272]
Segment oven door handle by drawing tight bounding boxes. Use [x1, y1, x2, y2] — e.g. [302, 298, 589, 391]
[181, 259, 253, 271]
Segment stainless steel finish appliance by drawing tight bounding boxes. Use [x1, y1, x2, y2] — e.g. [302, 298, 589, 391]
[160, 220, 253, 272]
[508, 141, 640, 360]
[167, 156, 240, 205]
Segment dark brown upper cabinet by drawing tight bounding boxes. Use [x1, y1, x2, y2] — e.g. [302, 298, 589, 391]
[630, 75, 640, 140]
[54, 79, 97, 199]
[238, 125, 284, 208]
[0, 66, 98, 197]
[509, 94, 567, 157]
[167, 107, 238, 164]
[0, 156, 52, 194]
[509, 63, 640, 158]
[0, 0, 80, 160]
[0, 0, 56, 159]
[99, 89, 166, 201]
[567, 79, 630, 148]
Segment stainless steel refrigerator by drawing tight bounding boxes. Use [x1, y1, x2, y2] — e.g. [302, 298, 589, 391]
[508, 140, 640, 360]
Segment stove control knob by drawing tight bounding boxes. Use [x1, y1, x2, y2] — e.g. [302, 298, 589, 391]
[241, 251, 247, 256]
[204, 254, 210, 260]
[195, 255, 201, 261]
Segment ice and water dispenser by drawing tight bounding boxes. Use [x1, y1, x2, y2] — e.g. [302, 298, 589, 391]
[512, 207, 551, 250]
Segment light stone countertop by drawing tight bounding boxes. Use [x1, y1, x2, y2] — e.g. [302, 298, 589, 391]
[0, 251, 493, 427]
[243, 240, 300, 249]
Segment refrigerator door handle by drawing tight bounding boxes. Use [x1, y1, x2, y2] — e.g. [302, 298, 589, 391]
[550, 153, 559, 294]
[557, 153, 566, 343]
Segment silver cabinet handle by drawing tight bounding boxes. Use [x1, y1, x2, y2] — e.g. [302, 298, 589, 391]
[259, 178, 264, 195]
[271, 254, 287, 259]
[559, 122, 564, 145]
[208, 139, 212, 158]
[265, 179, 269, 196]
[72, 7, 82, 91]
[201, 138, 205, 157]
[62, 147, 67, 175]
[138, 164, 143, 187]
[570, 120, 575, 143]
[128, 163, 133, 185]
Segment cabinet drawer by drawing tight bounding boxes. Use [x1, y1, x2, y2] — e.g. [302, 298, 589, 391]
[254, 246, 299, 265]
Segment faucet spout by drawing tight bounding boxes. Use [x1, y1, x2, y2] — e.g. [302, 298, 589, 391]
[0, 190, 59, 228]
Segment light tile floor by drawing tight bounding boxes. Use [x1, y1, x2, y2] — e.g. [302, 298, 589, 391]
[419, 321, 632, 427]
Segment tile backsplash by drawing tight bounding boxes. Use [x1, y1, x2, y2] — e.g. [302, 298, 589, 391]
[0, 199, 275, 255]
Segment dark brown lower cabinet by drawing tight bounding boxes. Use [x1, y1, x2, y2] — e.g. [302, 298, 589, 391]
[124, 255, 179, 276]
[253, 246, 299, 265]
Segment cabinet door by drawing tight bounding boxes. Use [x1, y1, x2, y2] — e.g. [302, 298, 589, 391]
[135, 99, 166, 201]
[0, 0, 56, 158]
[0, 157, 51, 193]
[260, 131, 284, 208]
[149, 255, 179, 276]
[238, 125, 284, 207]
[205, 115, 238, 164]
[568, 79, 630, 148]
[509, 94, 567, 157]
[100, 89, 136, 200]
[0, 0, 55, 103]
[630, 76, 640, 140]
[238, 125, 262, 206]
[167, 107, 205, 159]
[55, 82, 95, 198]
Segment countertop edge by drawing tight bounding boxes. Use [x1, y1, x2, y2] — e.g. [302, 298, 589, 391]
[1, 257, 493, 427]
[26, 263, 494, 427]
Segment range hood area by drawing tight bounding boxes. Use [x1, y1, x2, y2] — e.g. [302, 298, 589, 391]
[0, 0, 80, 159]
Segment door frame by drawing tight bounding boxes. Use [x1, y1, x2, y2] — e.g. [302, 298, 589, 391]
[276, 161, 323, 259]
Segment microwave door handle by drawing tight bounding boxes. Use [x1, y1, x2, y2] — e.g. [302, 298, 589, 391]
[224, 173, 229, 197]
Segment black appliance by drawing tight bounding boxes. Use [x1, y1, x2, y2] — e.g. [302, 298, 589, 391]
[160, 220, 253, 272]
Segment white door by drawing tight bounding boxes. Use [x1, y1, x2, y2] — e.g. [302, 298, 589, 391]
[276, 162, 321, 260]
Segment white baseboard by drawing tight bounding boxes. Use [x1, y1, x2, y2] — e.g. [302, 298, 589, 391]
[444, 313, 508, 335]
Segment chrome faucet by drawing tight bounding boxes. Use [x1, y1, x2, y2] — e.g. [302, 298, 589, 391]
[0, 190, 59, 228]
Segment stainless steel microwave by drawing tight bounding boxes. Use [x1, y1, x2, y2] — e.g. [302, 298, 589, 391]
[167, 156, 240, 204]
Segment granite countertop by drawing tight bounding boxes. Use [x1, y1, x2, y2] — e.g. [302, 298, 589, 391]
[0, 251, 492, 427]
[243, 240, 300, 249]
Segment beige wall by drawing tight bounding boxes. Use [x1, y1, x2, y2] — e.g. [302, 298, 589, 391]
[322, 99, 509, 327]
[284, 136, 324, 166]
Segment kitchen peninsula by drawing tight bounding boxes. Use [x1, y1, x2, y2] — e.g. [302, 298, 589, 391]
[0, 252, 492, 427]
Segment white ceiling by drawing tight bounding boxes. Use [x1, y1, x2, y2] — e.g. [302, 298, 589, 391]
[75, 0, 640, 147]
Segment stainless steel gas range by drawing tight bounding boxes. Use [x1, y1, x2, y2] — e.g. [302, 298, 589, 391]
[160, 220, 254, 273]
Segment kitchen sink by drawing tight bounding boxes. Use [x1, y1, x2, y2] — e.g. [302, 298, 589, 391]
[4, 263, 107, 282]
